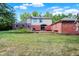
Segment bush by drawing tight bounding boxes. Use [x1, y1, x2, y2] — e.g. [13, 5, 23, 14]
[9, 28, 32, 33]
[17, 28, 32, 33]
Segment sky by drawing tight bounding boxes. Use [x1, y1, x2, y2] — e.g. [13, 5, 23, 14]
[8, 3, 79, 21]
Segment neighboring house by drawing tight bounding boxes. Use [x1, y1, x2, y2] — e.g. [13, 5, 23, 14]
[13, 16, 52, 31]
[13, 22, 31, 29]
[52, 17, 79, 34]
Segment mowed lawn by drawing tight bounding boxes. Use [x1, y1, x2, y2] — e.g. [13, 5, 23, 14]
[0, 30, 79, 56]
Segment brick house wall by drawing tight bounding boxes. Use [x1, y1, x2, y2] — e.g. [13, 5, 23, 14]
[32, 25, 52, 31]
[52, 22, 62, 33]
[52, 20, 79, 34]
[62, 21, 76, 34]
[62, 21, 79, 34]
[45, 25, 52, 31]
[32, 25, 40, 31]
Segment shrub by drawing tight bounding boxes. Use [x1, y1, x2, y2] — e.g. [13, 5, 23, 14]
[9, 28, 32, 33]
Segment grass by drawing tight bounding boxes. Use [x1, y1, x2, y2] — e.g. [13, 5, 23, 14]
[0, 30, 79, 56]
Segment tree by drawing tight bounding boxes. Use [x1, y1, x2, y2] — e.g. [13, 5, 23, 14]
[0, 3, 16, 30]
[20, 12, 31, 21]
[52, 15, 59, 22]
[52, 14, 67, 22]
[77, 13, 79, 20]
[67, 13, 73, 18]
[32, 11, 39, 16]
[44, 12, 52, 17]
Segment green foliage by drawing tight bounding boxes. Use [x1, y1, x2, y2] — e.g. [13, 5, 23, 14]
[52, 14, 68, 22]
[8, 28, 32, 33]
[0, 3, 16, 30]
[44, 12, 52, 17]
[44, 12, 68, 22]
[20, 11, 39, 22]
[20, 11, 77, 23]
[77, 13, 79, 20]
[32, 11, 39, 16]
[67, 13, 73, 18]
[20, 11, 72, 23]
[20, 12, 31, 21]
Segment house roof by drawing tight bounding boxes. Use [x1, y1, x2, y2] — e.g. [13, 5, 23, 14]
[61, 17, 77, 21]
[29, 16, 52, 19]
[14, 16, 52, 25]
[52, 17, 79, 25]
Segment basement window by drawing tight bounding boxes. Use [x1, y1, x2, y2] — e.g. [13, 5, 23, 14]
[54, 30, 58, 32]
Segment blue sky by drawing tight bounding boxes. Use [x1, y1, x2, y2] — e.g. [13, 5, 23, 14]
[8, 3, 79, 21]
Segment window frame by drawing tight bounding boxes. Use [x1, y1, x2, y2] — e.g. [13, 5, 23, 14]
[76, 22, 79, 31]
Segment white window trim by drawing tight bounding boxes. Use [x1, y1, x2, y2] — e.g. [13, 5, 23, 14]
[76, 22, 79, 31]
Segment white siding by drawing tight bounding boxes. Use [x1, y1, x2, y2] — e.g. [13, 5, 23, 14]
[31, 19, 52, 25]
[32, 19, 39, 24]
[40, 19, 52, 25]
[27, 19, 31, 23]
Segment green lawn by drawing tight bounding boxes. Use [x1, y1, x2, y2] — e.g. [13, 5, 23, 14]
[0, 30, 79, 56]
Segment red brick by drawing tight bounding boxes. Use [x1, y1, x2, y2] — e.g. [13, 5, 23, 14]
[32, 25, 40, 31]
[45, 25, 52, 31]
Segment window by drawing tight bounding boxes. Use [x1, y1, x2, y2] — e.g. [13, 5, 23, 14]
[16, 24, 18, 27]
[76, 27, 79, 31]
[40, 19, 42, 23]
[22, 24, 24, 27]
[76, 26, 79, 31]
[32, 28, 35, 31]
[32, 19, 37, 23]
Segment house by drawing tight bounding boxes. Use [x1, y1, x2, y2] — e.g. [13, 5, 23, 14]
[52, 17, 79, 34]
[26, 16, 52, 31]
[13, 16, 52, 31]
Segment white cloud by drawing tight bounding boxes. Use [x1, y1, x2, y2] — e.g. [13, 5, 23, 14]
[64, 9, 79, 15]
[53, 11, 63, 15]
[23, 3, 44, 7]
[19, 6, 27, 9]
[14, 6, 19, 9]
[53, 8, 63, 12]
[47, 6, 79, 15]
[52, 8, 79, 15]
[51, 6, 60, 9]
[14, 3, 44, 10]
[46, 5, 78, 15]
[23, 3, 32, 6]
[47, 6, 60, 10]
[14, 5, 27, 10]
[46, 6, 64, 13]
[32, 3, 44, 7]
